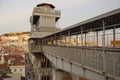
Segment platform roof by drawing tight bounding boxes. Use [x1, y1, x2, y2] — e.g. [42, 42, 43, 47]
[30, 32, 52, 39]
[43, 8, 120, 38]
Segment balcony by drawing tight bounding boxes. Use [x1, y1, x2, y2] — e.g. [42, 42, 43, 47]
[28, 39, 42, 53]
[29, 45, 42, 53]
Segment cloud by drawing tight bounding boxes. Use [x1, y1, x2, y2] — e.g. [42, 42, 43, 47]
[0, 0, 120, 35]
[0, 0, 90, 27]
[36, 0, 91, 8]
[53, 0, 90, 7]
[0, 7, 31, 27]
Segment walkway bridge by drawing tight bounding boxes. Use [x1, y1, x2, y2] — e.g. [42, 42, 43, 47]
[29, 8, 120, 80]
[42, 8, 120, 80]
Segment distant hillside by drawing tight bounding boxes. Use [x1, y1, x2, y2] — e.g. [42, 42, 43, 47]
[0, 31, 30, 37]
[0, 31, 30, 41]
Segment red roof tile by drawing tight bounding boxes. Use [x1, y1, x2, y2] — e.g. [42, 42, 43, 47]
[0, 62, 8, 69]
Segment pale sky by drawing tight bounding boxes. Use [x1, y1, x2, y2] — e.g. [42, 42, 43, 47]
[0, 0, 120, 35]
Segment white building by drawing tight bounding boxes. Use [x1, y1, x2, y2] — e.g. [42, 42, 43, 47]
[9, 65, 25, 77]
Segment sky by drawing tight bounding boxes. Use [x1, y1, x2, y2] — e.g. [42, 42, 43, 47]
[0, 0, 120, 35]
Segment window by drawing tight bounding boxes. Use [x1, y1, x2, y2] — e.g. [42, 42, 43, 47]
[14, 69, 16, 72]
[20, 69, 22, 72]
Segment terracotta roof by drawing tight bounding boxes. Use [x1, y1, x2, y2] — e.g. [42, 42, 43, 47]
[0, 55, 24, 66]
[12, 49, 24, 55]
[13, 61, 24, 66]
[0, 62, 8, 69]
[1, 46, 24, 55]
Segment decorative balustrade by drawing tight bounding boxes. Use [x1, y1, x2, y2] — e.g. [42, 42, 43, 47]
[33, 7, 60, 15]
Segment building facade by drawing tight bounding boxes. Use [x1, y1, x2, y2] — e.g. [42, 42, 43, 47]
[9, 65, 25, 76]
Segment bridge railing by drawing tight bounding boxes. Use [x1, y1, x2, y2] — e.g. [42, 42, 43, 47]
[43, 45, 120, 79]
